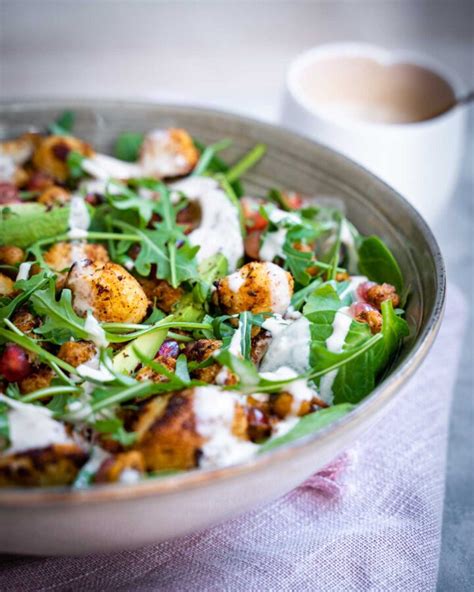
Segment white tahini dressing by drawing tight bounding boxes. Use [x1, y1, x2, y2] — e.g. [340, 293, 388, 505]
[84, 312, 109, 349]
[68, 194, 90, 240]
[260, 316, 311, 375]
[265, 262, 292, 315]
[193, 386, 257, 468]
[260, 227, 287, 262]
[338, 275, 368, 302]
[171, 177, 244, 272]
[0, 154, 16, 182]
[319, 306, 353, 403]
[15, 262, 33, 282]
[259, 366, 318, 437]
[82, 154, 141, 181]
[0, 394, 72, 455]
[227, 270, 245, 293]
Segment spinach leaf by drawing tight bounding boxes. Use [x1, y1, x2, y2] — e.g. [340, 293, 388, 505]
[48, 110, 75, 136]
[259, 403, 354, 452]
[114, 132, 144, 162]
[358, 236, 404, 294]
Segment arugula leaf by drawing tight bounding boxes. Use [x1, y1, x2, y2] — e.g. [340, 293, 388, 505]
[94, 417, 137, 447]
[0, 203, 70, 248]
[67, 150, 86, 180]
[358, 236, 404, 294]
[114, 132, 144, 162]
[193, 139, 232, 176]
[193, 139, 243, 197]
[106, 181, 159, 225]
[30, 279, 88, 344]
[259, 403, 354, 452]
[48, 110, 75, 136]
[0, 402, 9, 450]
[225, 144, 266, 183]
[114, 220, 199, 288]
[239, 312, 252, 360]
[0, 272, 49, 321]
[291, 278, 322, 311]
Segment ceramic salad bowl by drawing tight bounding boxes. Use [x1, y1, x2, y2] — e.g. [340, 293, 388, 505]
[0, 101, 445, 555]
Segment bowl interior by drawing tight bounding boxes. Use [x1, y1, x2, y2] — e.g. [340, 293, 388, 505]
[0, 100, 445, 496]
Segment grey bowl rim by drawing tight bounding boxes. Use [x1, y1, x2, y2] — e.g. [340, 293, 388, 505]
[0, 99, 446, 506]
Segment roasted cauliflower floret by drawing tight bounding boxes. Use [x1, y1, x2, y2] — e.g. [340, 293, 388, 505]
[67, 260, 148, 324]
[0, 245, 25, 266]
[133, 391, 203, 471]
[185, 339, 223, 384]
[44, 242, 109, 289]
[57, 340, 96, 367]
[0, 443, 87, 487]
[139, 128, 199, 179]
[33, 135, 93, 182]
[37, 185, 70, 208]
[354, 308, 383, 334]
[11, 309, 38, 335]
[44, 242, 109, 273]
[19, 365, 54, 394]
[138, 277, 184, 313]
[0, 133, 37, 166]
[94, 451, 145, 484]
[216, 261, 294, 315]
[136, 355, 176, 383]
[0, 273, 15, 296]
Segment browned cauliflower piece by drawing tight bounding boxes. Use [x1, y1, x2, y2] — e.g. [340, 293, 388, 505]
[57, 340, 96, 367]
[37, 185, 71, 208]
[139, 128, 199, 179]
[67, 260, 149, 324]
[0, 443, 87, 487]
[0, 245, 25, 266]
[216, 262, 294, 315]
[94, 451, 145, 484]
[354, 309, 383, 334]
[0, 273, 15, 297]
[33, 135, 93, 182]
[11, 309, 38, 335]
[132, 391, 203, 471]
[138, 277, 184, 313]
[44, 242, 109, 273]
[19, 365, 54, 394]
[184, 339, 223, 384]
[136, 355, 176, 382]
[0, 133, 37, 166]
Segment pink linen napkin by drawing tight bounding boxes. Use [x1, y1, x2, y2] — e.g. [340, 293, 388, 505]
[0, 284, 466, 592]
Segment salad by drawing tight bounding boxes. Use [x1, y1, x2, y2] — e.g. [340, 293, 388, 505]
[0, 112, 408, 488]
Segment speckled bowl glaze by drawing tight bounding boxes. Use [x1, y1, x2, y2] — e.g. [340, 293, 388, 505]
[0, 101, 445, 555]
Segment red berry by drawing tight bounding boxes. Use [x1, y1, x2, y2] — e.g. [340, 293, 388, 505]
[0, 344, 32, 382]
[0, 183, 21, 204]
[158, 340, 179, 359]
[349, 302, 377, 317]
[357, 281, 376, 302]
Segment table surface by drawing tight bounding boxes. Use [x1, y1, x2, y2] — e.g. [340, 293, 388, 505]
[1, 1, 473, 588]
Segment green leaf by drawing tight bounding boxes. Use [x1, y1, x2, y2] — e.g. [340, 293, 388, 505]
[193, 139, 244, 197]
[0, 203, 70, 248]
[94, 417, 137, 447]
[303, 283, 342, 317]
[193, 139, 232, 176]
[0, 403, 9, 450]
[48, 110, 75, 136]
[358, 236, 404, 294]
[239, 312, 252, 360]
[225, 144, 266, 183]
[106, 181, 160, 225]
[30, 279, 88, 344]
[0, 272, 49, 321]
[67, 150, 86, 180]
[114, 132, 144, 162]
[291, 278, 322, 311]
[259, 403, 354, 452]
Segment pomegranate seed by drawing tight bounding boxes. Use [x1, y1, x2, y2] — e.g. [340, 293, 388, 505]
[349, 302, 377, 317]
[52, 142, 71, 162]
[247, 407, 271, 442]
[357, 281, 376, 302]
[158, 340, 179, 359]
[0, 344, 32, 382]
[84, 192, 104, 206]
[0, 183, 21, 204]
